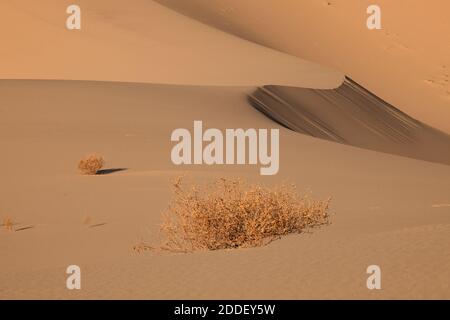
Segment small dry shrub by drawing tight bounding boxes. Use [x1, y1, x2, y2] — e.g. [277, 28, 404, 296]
[132, 241, 154, 253]
[2, 217, 13, 231]
[78, 154, 105, 175]
[157, 177, 331, 252]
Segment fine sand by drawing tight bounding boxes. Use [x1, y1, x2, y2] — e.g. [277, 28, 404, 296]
[1, 80, 450, 299]
[0, 0, 342, 88]
[249, 77, 450, 165]
[1, 0, 449, 299]
[157, 0, 450, 134]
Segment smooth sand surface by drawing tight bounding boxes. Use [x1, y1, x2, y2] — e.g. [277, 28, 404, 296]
[156, 0, 450, 134]
[1, 80, 449, 299]
[0, 0, 342, 88]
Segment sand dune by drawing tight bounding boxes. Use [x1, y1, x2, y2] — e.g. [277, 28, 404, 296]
[249, 77, 450, 165]
[1, 0, 449, 300]
[1, 80, 450, 299]
[0, 0, 341, 88]
[156, 0, 450, 134]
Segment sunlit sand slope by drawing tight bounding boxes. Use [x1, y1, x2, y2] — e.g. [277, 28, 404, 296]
[0, 0, 342, 88]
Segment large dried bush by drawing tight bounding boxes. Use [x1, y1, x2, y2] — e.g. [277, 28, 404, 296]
[78, 154, 105, 175]
[155, 177, 331, 252]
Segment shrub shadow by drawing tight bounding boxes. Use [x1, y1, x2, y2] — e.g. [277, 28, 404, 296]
[96, 168, 128, 175]
[89, 223, 107, 228]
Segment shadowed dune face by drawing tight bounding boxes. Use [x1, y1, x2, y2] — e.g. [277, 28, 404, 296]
[155, 0, 450, 134]
[249, 77, 450, 165]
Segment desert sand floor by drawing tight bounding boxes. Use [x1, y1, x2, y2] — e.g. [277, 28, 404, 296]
[1, 80, 449, 299]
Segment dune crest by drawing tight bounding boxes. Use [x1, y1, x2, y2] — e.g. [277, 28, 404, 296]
[249, 77, 450, 165]
[156, 0, 450, 134]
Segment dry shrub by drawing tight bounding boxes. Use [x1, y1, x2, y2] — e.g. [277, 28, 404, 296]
[82, 216, 92, 226]
[157, 177, 331, 252]
[2, 217, 13, 231]
[132, 241, 154, 253]
[78, 154, 104, 175]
